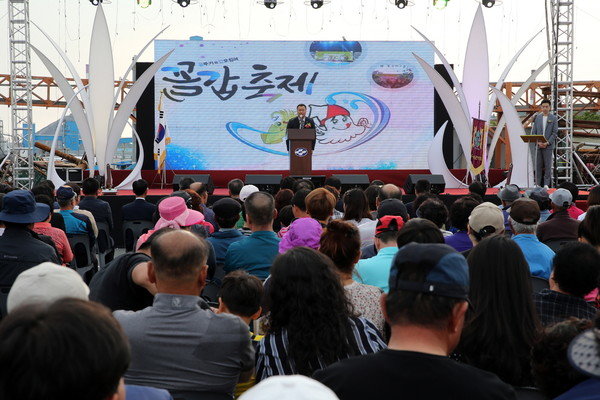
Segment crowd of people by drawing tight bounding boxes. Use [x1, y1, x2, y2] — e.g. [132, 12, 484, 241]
[0, 176, 599, 400]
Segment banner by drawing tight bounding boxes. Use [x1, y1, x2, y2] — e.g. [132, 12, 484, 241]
[154, 40, 434, 170]
[470, 118, 487, 176]
[154, 91, 170, 172]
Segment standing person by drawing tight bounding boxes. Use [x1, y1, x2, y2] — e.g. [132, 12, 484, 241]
[314, 243, 516, 400]
[286, 104, 316, 131]
[256, 247, 386, 381]
[530, 99, 558, 188]
[122, 179, 157, 222]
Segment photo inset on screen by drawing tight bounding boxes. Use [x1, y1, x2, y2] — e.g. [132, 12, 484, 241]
[309, 41, 363, 65]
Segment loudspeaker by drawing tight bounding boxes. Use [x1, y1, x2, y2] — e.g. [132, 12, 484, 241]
[332, 174, 370, 193]
[403, 174, 446, 195]
[56, 168, 83, 183]
[245, 174, 282, 195]
[172, 174, 214, 194]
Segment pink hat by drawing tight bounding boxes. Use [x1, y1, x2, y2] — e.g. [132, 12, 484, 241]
[279, 217, 323, 254]
[154, 196, 205, 230]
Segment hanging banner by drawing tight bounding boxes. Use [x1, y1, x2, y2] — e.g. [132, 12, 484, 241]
[470, 118, 487, 176]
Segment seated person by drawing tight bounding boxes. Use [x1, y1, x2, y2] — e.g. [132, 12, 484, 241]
[33, 194, 74, 265]
[534, 242, 599, 326]
[122, 179, 157, 222]
[445, 196, 481, 252]
[57, 186, 95, 247]
[206, 198, 244, 265]
[537, 189, 580, 244]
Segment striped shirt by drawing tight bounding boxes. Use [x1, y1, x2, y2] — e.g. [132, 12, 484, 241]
[256, 317, 386, 381]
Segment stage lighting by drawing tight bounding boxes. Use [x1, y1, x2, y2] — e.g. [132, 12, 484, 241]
[311, 0, 324, 9]
[264, 0, 277, 8]
[433, 0, 449, 9]
[395, 0, 408, 8]
[177, 0, 190, 7]
[89, 0, 101, 5]
[482, 0, 495, 7]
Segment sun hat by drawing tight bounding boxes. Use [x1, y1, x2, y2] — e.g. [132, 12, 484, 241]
[154, 196, 205, 230]
[278, 217, 323, 254]
[0, 190, 50, 224]
[239, 375, 339, 400]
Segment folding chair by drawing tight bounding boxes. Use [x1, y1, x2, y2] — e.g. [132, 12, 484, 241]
[96, 222, 114, 269]
[531, 276, 550, 294]
[122, 220, 155, 252]
[68, 234, 95, 282]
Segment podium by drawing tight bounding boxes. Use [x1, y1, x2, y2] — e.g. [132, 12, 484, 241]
[287, 129, 316, 176]
[521, 134, 548, 188]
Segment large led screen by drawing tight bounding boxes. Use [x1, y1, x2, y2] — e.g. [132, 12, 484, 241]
[154, 40, 434, 170]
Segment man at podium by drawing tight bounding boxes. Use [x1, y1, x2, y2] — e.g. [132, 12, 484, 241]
[530, 99, 558, 188]
[286, 104, 317, 131]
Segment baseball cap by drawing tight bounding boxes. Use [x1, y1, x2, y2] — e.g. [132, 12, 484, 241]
[155, 196, 205, 230]
[526, 186, 550, 204]
[509, 198, 541, 225]
[568, 327, 600, 379]
[550, 188, 573, 208]
[56, 186, 76, 201]
[239, 185, 259, 202]
[0, 190, 50, 224]
[497, 184, 521, 202]
[376, 198, 408, 221]
[468, 202, 504, 234]
[239, 375, 339, 400]
[212, 197, 242, 219]
[375, 215, 405, 236]
[389, 243, 469, 300]
[7, 262, 90, 313]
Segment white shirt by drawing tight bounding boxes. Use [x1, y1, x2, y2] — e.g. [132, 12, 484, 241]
[542, 115, 548, 135]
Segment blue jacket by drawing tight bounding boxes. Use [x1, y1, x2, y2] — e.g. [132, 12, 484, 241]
[207, 229, 244, 265]
[512, 234, 555, 280]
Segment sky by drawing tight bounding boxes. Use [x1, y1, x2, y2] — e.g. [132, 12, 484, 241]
[0, 0, 599, 135]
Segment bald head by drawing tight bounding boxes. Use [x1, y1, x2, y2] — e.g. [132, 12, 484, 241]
[245, 191, 276, 227]
[150, 230, 208, 282]
[378, 184, 403, 202]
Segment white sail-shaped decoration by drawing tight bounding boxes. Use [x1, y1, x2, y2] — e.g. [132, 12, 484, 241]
[428, 122, 468, 188]
[115, 123, 145, 190]
[462, 6, 489, 121]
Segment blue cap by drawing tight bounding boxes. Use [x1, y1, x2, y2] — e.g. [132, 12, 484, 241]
[389, 243, 469, 299]
[0, 190, 51, 224]
[56, 186, 76, 201]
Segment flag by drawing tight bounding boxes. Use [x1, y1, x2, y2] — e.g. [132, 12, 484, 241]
[154, 91, 170, 172]
[470, 118, 487, 176]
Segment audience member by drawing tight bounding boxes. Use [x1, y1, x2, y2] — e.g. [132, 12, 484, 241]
[376, 198, 409, 221]
[276, 205, 294, 238]
[189, 181, 218, 231]
[33, 194, 73, 265]
[417, 198, 451, 236]
[256, 247, 386, 381]
[79, 177, 114, 262]
[396, 218, 445, 247]
[342, 188, 377, 246]
[7, 262, 89, 313]
[323, 185, 344, 219]
[319, 220, 385, 333]
[463, 202, 505, 257]
[0, 299, 134, 400]
[225, 192, 280, 279]
[217, 270, 264, 398]
[115, 230, 254, 396]
[377, 183, 403, 206]
[207, 198, 244, 265]
[305, 187, 336, 226]
[445, 196, 481, 252]
[405, 179, 431, 218]
[279, 217, 322, 253]
[228, 178, 244, 199]
[497, 184, 522, 235]
[280, 176, 297, 191]
[355, 216, 403, 293]
[558, 182, 584, 219]
[364, 185, 380, 218]
[57, 186, 96, 246]
[274, 188, 294, 211]
[239, 185, 259, 202]
[169, 191, 214, 236]
[183, 189, 203, 212]
[291, 188, 311, 219]
[314, 243, 515, 399]
[509, 198, 554, 279]
[177, 177, 195, 191]
[534, 242, 599, 326]
[531, 318, 593, 399]
[122, 179, 156, 222]
[459, 235, 539, 387]
[371, 180, 384, 186]
[0, 190, 59, 288]
[468, 181, 487, 199]
[578, 185, 600, 221]
[324, 176, 344, 212]
[240, 375, 339, 400]
[561, 317, 600, 399]
[31, 182, 66, 230]
[293, 178, 315, 193]
[537, 188, 580, 243]
[527, 186, 552, 222]
[90, 229, 169, 311]
[65, 182, 99, 237]
[579, 205, 600, 248]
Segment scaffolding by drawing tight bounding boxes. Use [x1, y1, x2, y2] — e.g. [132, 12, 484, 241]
[8, 0, 34, 189]
[548, 0, 575, 187]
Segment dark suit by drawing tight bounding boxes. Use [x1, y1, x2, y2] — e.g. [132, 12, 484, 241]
[79, 196, 114, 260]
[122, 198, 157, 222]
[286, 116, 317, 151]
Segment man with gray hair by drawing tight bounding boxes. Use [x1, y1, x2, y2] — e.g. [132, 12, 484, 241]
[537, 188, 580, 244]
[509, 198, 554, 280]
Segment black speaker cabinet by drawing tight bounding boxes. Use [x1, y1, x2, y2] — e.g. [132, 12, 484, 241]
[245, 174, 283, 195]
[403, 174, 446, 195]
[172, 174, 214, 194]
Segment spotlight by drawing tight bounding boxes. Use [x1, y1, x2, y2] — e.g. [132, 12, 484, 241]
[311, 0, 323, 9]
[177, 0, 190, 7]
[264, 0, 277, 8]
[395, 0, 407, 8]
[89, 0, 101, 5]
[482, 0, 495, 7]
[433, 0, 449, 9]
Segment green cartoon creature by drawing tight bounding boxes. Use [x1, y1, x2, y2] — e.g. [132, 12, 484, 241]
[261, 109, 297, 144]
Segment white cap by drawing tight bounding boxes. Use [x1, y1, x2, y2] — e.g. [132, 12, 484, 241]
[7, 262, 90, 313]
[239, 185, 260, 202]
[239, 375, 339, 400]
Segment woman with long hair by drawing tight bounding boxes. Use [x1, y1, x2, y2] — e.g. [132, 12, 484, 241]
[578, 185, 600, 221]
[319, 220, 385, 333]
[456, 235, 540, 387]
[342, 188, 376, 246]
[256, 247, 386, 380]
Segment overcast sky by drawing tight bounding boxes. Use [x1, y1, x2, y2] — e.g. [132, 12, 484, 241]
[1, 0, 598, 133]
